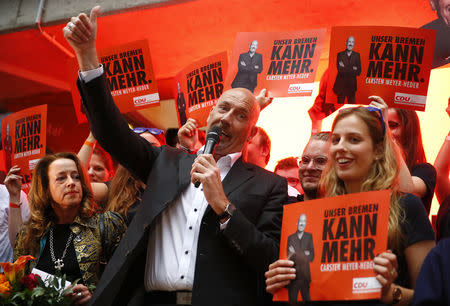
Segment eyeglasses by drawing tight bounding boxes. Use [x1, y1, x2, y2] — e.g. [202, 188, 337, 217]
[132, 127, 164, 135]
[297, 155, 328, 169]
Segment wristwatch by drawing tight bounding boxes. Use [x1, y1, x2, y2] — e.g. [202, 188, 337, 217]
[392, 287, 402, 304]
[218, 203, 236, 222]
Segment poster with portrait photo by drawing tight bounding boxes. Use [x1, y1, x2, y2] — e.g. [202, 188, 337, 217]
[326, 26, 436, 111]
[224, 29, 326, 97]
[1, 105, 47, 193]
[274, 190, 391, 302]
[173, 52, 228, 128]
[72, 40, 159, 123]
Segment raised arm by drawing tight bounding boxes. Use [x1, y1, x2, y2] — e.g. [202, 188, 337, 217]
[64, 6, 159, 182]
[434, 101, 450, 204]
[5, 166, 29, 246]
[368, 96, 415, 194]
[77, 131, 96, 168]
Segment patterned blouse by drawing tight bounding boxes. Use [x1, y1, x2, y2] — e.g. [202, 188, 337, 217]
[14, 211, 126, 286]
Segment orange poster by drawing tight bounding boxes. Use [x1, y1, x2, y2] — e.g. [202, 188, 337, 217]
[274, 190, 391, 303]
[174, 52, 228, 128]
[326, 26, 436, 111]
[100, 40, 159, 112]
[224, 29, 326, 97]
[1, 105, 47, 193]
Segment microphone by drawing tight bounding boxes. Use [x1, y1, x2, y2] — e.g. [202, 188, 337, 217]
[194, 125, 222, 188]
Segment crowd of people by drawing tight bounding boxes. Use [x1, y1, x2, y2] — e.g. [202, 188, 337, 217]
[0, 4, 449, 306]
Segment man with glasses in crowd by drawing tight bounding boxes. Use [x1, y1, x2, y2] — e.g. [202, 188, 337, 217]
[265, 132, 330, 298]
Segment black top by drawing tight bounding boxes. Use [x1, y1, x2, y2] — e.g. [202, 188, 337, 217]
[35, 224, 83, 284]
[421, 18, 450, 68]
[395, 193, 435, 289]
[411, 163, 436, 216]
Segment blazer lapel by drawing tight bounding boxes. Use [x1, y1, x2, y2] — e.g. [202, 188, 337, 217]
[178, 152, 195, 193]
[203, 157, 255, 216]
[222, 157, 255, 197]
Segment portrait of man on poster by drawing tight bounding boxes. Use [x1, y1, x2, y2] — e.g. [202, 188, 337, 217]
[176, 82, 187, 126]
[421, 0, 450, 68]
[287, 213, 314, 303]
[332, 35, 361, 104]
[231, 40, 263, 93]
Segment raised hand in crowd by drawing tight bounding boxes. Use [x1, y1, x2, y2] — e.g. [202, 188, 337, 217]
[255, 88, 273, 110]
[434, 98, 450, 204]
[177, 118, 203, 152]
[4, 166, 28, 246]
[77, 131, 96, 168]
[63, 6, 101, 70]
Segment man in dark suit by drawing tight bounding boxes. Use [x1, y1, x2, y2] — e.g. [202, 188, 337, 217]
[332, 36, 361, 104]
[64, 6, 287, 306]
[176, 82, 188, 126]
[231, 40, 263, 93]
[286, 214, 314, 303]
[421, 0, 450, 68]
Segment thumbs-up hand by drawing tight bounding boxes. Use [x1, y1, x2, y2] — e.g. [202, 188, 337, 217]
[63, 6, 101, 70]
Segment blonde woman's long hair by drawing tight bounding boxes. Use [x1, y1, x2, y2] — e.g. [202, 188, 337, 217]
[106, 165, 144, 219]
[319, 107, 405, 252]
[22, 152, 96, 255]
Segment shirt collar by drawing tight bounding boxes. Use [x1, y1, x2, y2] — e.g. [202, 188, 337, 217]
[197, 145, 242, 169]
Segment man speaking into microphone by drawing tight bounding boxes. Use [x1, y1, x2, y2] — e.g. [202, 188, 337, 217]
[64, 6, 287, 305]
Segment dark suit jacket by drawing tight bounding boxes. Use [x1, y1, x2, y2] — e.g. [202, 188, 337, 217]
[77, 74, 287, 306]
[421, 18, 450, 69]
[176, 92, 187, 126]
[287, 232, 314, 284]
[332, 50, 361, 96]
[231, 52, 263, 92]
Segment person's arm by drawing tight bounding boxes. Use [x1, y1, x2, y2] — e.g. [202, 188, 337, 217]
[5, 166, 25, 246]
[91, 182, 109, 204]
[63, 6, 100, 72]
[412, 241, 447, 305]
[374, 239, 435, 305]
[64, 6, 159, 182]
[191, 155, 287, 272]
[368, 96, 415, 193]
[238, 54, 251, 72]
[255, 88, 273, 110]
[355, 53, 362, 76]
[78, 131, 96, 168]
[434, 102, 450, 204]
[255, 53, 263, 73]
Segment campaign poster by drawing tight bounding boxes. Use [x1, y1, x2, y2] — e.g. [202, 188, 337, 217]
[326, 26, 436, 111]
[100, 40, 159, 112]
[173, 52, 228, 128]
[1, 105, 47, 193]
[224, 29, 326, 97]
[274, 190, 391, 303]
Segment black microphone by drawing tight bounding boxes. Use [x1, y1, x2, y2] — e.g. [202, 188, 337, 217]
[194, 125, 222, 188]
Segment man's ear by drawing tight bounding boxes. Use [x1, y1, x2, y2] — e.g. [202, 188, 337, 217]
[248, 126, 258, 142]
[429, 0, 437, 11]
[207, 106, 215, 122]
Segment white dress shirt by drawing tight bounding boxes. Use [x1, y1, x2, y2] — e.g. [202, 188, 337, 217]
[79, 67, 242, 291]
[144, 149, 241, 291]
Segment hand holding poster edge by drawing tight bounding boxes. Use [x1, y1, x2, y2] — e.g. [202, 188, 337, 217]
[274, 189, 391, 302]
